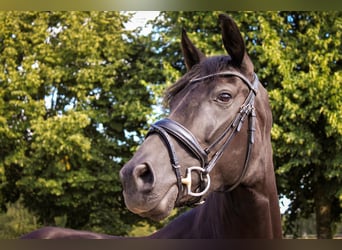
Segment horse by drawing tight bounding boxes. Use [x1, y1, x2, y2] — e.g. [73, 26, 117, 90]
[21, 14, 282, 239]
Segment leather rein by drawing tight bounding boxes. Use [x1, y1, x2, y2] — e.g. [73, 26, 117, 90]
[146, 70, 259, 206]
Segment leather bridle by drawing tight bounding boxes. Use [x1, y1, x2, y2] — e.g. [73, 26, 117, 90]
[146, 70, 259, 205]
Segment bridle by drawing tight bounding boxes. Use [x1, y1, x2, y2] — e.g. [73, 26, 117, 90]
[147, 71, 259, 205]
[146, 70, 259, 205]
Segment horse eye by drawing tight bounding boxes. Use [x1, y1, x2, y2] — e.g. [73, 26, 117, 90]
[217, 92, 232, 103]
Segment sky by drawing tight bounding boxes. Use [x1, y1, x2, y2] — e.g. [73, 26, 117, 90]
[123, 11, 160, 35]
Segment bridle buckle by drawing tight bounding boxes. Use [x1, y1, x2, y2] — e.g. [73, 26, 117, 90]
[181, 166, 211, 197]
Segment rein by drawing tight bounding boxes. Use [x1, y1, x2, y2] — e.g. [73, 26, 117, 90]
[146, 71, 259, 205]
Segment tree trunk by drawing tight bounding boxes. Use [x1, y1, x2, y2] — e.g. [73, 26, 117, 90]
[314, 183, 332, 239]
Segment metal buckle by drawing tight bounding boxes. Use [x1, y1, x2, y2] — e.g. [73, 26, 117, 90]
[181, 166, 211, 197]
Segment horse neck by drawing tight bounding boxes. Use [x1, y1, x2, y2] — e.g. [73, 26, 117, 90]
[196, 182, 282, 239]
[148, 182, 282, 239]
[201, 143, 282, 238]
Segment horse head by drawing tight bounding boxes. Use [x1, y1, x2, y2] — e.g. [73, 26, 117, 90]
[120, 14, 275, 223]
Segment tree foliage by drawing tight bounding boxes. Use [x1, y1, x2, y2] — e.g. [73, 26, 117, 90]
[146, 11, 341, 238]
[263, 12, 341, 238]
[0, 11, 156, 235]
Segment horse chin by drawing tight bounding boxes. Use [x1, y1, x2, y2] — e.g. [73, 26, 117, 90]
[124, 185, 178, 221]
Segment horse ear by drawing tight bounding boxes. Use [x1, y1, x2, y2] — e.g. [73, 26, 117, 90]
[219, 14, 253, 73]
[181, 28, 205, 71]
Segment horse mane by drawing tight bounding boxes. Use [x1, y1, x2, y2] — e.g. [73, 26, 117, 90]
[164, 55, 232, 107]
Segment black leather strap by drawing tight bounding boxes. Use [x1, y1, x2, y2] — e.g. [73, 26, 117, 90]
[190, 71, 258, 95]
[147, 124, 183, 203]
[151, 118, 208, 168]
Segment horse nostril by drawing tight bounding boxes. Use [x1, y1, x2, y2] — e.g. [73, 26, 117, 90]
[133, 163, 155, 192]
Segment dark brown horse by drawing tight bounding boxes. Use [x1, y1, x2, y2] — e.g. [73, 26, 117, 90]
[21, 14, 282, 239]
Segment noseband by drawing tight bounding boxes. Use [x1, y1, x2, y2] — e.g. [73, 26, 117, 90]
[146, 70, 259, 205]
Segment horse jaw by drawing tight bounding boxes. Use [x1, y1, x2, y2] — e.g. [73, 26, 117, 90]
[123, 185, 178, 221]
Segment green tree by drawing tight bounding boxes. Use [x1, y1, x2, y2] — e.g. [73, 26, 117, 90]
[146, 11, 341, 238]
[0, 199, 40, 239]
[265, 12, 342, 239]
[0, 11, 155, 235]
